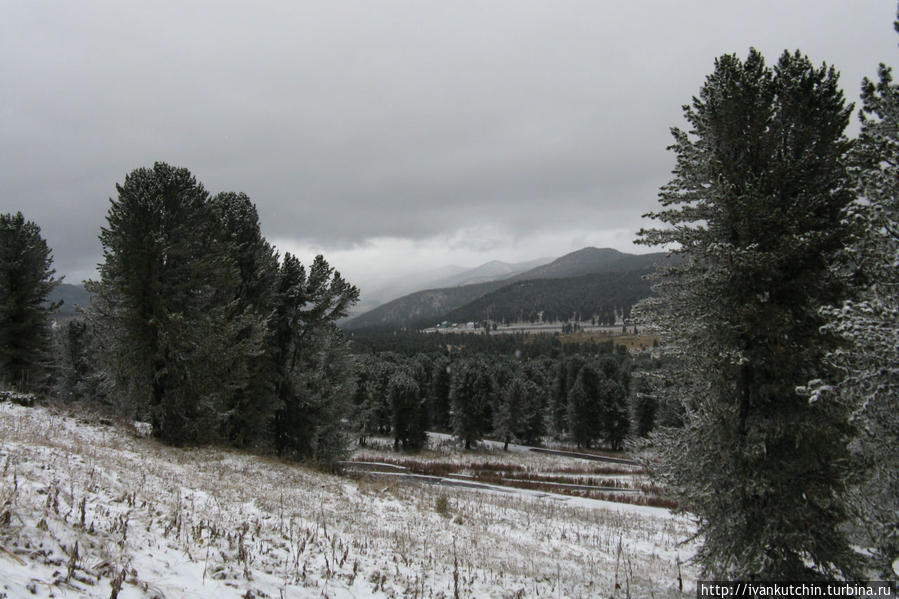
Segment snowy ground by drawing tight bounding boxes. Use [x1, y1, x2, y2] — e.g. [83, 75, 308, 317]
[0, 402, 697, 598]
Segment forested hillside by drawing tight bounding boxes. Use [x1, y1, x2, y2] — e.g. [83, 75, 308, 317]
[343, 279, 508, 330]
[443, 268, 653, 325]
[504, 247, 666, 281]
[344, 248, 670, 330]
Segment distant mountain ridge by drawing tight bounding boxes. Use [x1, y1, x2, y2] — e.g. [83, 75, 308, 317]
[345, 280, 507, 330]
[505, 247, 653, 281]
[47, 283, 92, 317]
[343, 247, 670, 330]
[350, 257, 552, 316]
[426, 256, 553, 288]
[442, 269, 654, 326]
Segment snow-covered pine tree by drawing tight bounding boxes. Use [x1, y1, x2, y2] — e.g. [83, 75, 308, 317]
[287, 324, 356, 471]
[549, 359, 570, 438]
[494, 373, 527, 450]
[90, 163, 258, 444]
[566, 363, 604, 449]
[350, 354, 385, 446]
[428, 356, 452, 431]
[54, 319, 107, 405]
[0, 212, 61, 390]
[389, 370, 427, 450]
[600, 375, 628, 451]
[209, 191, 280, 448]
[519, 358, 550, 446]
[270, 253, 359, 464]
[630, 369, 658, 437]
[450, 357, 493, 450]
[813, 21, 899, 576]
[636, 49, 858, 578]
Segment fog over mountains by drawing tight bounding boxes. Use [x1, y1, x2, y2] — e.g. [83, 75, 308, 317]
[352, 256, 553, 315]
[344, 247, 672, 330]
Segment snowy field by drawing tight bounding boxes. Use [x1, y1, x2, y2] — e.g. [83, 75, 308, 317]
[0, 402, 696, 598]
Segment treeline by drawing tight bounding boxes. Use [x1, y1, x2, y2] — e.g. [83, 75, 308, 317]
[441, 269, 652, 325]
[348, 327, 634, 356]
[350, 344, 670, 453]
[3, 164, 662, 473]
[2, 163, 359, 468]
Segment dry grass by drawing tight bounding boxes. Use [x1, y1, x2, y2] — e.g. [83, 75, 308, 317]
[347, 440, 678, 509]
[0, 402, 695, 598]
[557, 331, 660, 351]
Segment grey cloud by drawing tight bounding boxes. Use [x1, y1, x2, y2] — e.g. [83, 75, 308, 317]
[1, 1, 895, 280]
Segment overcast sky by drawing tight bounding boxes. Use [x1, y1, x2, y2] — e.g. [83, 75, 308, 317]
[2, 1, 896, 296]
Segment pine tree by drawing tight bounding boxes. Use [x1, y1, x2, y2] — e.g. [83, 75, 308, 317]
[549, 360, 568, 438]
[54, 319, 106, 405]
[566, 364, 603, 449]
[599, 375, 628, 451]
[389, 371, 428, 450]
[450, 358, 493, 450]
[0, 212, 61, 390]
[90, 163, 253, 444]
[519, 358, 550, 446]
[630, 371, 657, 437]
[494, 373, 527, 450]
[350, 354, 381, 446]
[636, 49, 858, 578]
[812, 25, 899, 576]
[429, 356, 452, 431]
[271, 253, 359, 462]
[286, 324, 356, 470]
[209, 191, 280, 447]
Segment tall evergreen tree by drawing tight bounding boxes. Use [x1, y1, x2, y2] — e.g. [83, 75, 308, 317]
[54, 319, 106, 405]
[450, 358, 493, 449]
[209, 191, 280, 447]
[89, 163, 255, 444]
[283, 324, 356, 470]
[549, 360, 568, 437]
[812, 23, 899, 576]
[566, 363, 603, 449]
[389, 371, 428, 450]
[0, 212, 61, 390]
[494, 373, 527, 450]
[599, 375, 628, 450]
[350, 354, 383, 446]
[636, 49, 858, 578]
[630, 371, 658, 437]
[271, 253, 359, 462]
[519, 358, 551, 445]
[429, 356, 452, 431]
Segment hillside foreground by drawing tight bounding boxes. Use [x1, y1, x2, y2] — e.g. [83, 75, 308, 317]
[0, 401, 695, 598]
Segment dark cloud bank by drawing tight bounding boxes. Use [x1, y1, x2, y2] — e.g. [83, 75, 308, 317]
[2, 1, 895, 289]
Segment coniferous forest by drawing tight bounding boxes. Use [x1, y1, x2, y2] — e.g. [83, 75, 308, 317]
[2, 11, 898, 586]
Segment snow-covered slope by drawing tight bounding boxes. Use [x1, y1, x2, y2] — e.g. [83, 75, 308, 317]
[0, 402, 696, 598]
